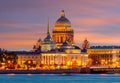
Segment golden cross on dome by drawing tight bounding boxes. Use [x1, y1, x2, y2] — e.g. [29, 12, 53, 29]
[61, 10, 65, 17]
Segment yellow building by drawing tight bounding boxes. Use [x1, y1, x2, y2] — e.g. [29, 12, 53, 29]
[17, 52, 41, 69]
[87, 46, 120, 67]
[16, 10, 89, 70]
[40, 51, 89, 69]
[14, 10, 120, 70]
[52, 10, 74, 48]
[16, 50, 88, 70]
[40, 52, 67, 69]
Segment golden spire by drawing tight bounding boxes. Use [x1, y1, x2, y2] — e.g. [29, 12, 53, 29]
[60, 10, 65, 17]
[47, 18, 50, 35]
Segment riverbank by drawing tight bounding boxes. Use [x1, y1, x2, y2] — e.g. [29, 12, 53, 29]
[90, 67, 120, 74]
[0, 68, 81, 74]
[1, 67, 120, 74]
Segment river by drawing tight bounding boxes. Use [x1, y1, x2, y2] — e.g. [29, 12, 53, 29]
[0, 74, 120, 83]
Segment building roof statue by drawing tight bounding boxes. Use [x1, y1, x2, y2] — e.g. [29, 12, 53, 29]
[81, 38, 90, 52]
[32, 38, 42, 52]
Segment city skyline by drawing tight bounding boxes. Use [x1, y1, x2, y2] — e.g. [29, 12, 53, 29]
[0, 0, 120, 51]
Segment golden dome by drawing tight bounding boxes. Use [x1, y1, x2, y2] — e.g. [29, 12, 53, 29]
[52, 10, 74, 48]
[55, 10, 71, 27]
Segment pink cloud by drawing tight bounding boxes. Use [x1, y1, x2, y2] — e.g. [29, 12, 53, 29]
[1, 0, 120, 50]
[71, 13, 120, 27]
[0, 39, 35, 51]
[74, 33, 120, 45]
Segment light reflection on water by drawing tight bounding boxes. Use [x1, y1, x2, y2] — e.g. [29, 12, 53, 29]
[100, 74, 108, 76]
[0, 74, 120, 83]
[27, 74, 32, 76]
[7, 73, 16, 76]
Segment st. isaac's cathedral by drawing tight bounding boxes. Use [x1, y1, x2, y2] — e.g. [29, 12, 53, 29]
[33, 10, 89, 52]
[16, 10, 90, 69]
[16, 10, 120, 70]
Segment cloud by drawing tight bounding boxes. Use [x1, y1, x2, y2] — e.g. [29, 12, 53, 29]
[0, 21, 48, 50]
[0, 0, 120, 50]
[72, 13, 120, 27]
[74, 33, 120, 45]
[0, 39, 35, 51]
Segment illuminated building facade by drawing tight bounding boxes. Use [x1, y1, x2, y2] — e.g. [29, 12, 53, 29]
[2, 10, 120, 70]
[16, 10, 89, 70]
[16, 51, 88, 69]
[16, 52, 41, 69]
[40, 51, 88, 69]
[87, 46, 120, 66]
[52, 10, 74, 48]
[15, 10, 120, 70]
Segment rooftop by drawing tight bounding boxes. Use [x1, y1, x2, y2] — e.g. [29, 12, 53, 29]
[90, 46, 120, 49]
[13, 51, 41, 55]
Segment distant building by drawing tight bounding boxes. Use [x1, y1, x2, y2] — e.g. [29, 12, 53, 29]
[16, 51, 41, 69]
[15, 10, 89, 70]
[13, 11, 120, 69]
[39, 14, 88, 69]
[40, 51, 88, 69]
[87, 46, 120, 66]
[3, 10, 120, 70]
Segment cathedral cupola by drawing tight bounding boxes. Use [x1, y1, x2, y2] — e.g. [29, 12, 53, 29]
[52, 10, 74, 48]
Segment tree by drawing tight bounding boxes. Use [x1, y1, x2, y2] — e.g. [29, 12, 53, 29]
[0, 49, 18, 69]
[0, 52, 4, 63]
[4, 52, 18, 69]
[24, 60, 35, 70]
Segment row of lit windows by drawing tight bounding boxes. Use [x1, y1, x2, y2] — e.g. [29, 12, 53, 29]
[19, 56, 39, 59]
[88, 49, 120, 54]
[41, 55, 67, 60]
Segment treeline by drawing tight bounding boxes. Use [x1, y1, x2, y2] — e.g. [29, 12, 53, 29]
[0, 48, 18, 69]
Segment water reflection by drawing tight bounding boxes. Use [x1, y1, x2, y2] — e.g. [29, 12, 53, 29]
[100, 74, 108, 76]
[27, 73, 32, 76]
[7, 73, 15, 76]
[60, 73, 74, 76]
[1, 74, 120, 83]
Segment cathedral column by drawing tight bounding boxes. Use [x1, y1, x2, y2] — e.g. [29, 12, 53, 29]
[45, 56, 47, 65]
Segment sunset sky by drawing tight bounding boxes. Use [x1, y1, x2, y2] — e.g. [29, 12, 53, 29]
[0, 0, 120, 51]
